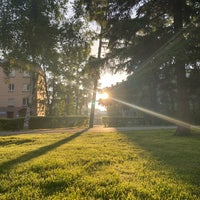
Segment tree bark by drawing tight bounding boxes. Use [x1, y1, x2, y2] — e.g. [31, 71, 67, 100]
[23, 67, 38, 130]
[42, 67, 51, 116]
[23, 72, 35, 130]
[175, 58, 191, 135]
[173, 0, 191, 135]
[89, 79, 98, 128]
[89, 34, 102, 128]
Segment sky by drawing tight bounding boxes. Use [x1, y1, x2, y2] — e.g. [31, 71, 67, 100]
[95, 71, 127, 111]
[90, 39, 128, 111]
[99, 71, 127, 88]
[91, 39, 128, 88]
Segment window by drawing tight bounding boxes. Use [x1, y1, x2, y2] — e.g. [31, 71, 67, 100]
[8, 83, 14, 92]
[9, 70, 16, 77]
[8, 98, 14, 106]
[22, 84, 30, 91]
[7, 111, 14, 118]
[22, 98, 29, 106]
[23, 71, 30, 77]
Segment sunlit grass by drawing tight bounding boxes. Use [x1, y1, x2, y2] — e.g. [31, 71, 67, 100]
[0, 129, 200, 199]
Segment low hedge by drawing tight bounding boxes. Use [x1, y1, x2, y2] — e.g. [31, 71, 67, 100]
[102, 116, 145, 127]
[29, 116, 89, 129]
[102, 116, 174, 127]
[0, 116, 89, 130]
[0, 118, 24, 131]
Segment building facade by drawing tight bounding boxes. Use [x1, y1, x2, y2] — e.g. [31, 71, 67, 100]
[0, 67, 46, 118]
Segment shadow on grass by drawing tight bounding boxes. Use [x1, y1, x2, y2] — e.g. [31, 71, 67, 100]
[41, 180, 70, 196]
[0, 128, 88, 173]
[0, 139, 34, 146]
[121, 130, 200, 187]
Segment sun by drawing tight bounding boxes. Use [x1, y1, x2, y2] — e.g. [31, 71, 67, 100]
[99, 92, 109, 100]
[94, 92, 109, 111]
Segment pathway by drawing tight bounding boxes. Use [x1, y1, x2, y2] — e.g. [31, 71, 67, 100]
[87, 125, 176, 132]
[0, 125, 176, 136]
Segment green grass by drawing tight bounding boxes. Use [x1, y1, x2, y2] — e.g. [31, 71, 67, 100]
[0, 129, 200, 199]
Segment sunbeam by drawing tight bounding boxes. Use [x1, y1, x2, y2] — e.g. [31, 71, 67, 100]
[112, 97, 200, 132]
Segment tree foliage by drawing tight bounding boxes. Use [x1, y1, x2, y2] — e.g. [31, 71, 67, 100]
[95, 0, 200, 133]
[0, 0, 92, 127]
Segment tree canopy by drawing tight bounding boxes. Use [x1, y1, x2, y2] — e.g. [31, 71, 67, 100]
[0, 0, 92, 128]
[0, 0, 199, 133]
[91, 0, 200, 134]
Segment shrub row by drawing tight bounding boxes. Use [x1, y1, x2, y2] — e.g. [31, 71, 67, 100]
[102, 116, 174, 127]
[0, 116, 89, 130]
[29, 116, 89, 129]
[0, 118, 24, 131]
[102, 116, 145, 127]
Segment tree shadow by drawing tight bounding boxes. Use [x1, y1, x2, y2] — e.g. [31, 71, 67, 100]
[0, 128, 88, 173]
[120, 130, 200, 188]
[0, 139, 34, 146]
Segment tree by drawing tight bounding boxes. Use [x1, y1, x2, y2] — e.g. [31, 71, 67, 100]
[44, 16, 91, 116]
[172, 0, 190, 135]
[82, 0, 109, 128]
[0, 0, 92, 128]
[91, 0, 200, 135]
[0, 0, 61, 128]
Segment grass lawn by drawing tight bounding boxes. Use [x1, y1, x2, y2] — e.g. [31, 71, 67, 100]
[0, 129, 200, 199]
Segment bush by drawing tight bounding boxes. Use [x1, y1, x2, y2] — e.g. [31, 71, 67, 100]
[0, 116, 89, 130]
[102, 116, 174, 127]
[29, 116, 89, 129]
[143, 115, 174, 126]
[0, 118, 24, 131]
[102, 116, 145, 127]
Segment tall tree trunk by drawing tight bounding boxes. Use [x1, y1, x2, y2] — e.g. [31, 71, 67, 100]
[89, 35, 102, 128]
[23, 106, 31, 130]
[49, 78, 56, 116]
[42, 67, 51, 116]
[75, 86, 79, 115]
[23, 72, 36, 130]
[66, 93, 70, 115]
[173, 0, 191, 135]
[149, 73, 158, 125]
[89, 79, 98, 128]
[175, 58, 191, 135]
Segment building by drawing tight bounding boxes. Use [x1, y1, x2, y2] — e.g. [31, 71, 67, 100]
[0, 66, 46, 118]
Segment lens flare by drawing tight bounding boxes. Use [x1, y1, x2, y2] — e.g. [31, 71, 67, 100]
[100, 92, 109, 99]
[70, 83, 200, 133]
[112, 97, 200, 132]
